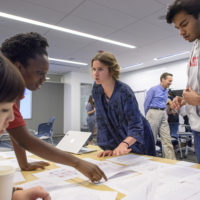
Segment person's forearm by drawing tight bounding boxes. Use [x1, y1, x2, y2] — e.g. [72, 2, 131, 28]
[88, 109, 95, 115]
[195, 95, 200, 105]
[9, 136, 29, 169]
[9, 126, 81, 168]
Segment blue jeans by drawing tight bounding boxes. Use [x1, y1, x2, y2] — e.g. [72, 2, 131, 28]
[192, 130, 200, 163]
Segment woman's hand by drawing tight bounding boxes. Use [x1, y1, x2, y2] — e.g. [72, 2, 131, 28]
[97, 150, 113, 157]
[112, 142, 132, 156]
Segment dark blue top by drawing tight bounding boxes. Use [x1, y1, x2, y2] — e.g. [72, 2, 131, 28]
[92, 80, 155, 156]
[144, 84, 168, 115]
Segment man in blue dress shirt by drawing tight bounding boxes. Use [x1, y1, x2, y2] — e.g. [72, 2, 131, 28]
[144, 72, 176, 159]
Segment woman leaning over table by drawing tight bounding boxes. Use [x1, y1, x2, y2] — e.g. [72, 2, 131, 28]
[91, 52, 156, 158]
[0, 52, 50, 200]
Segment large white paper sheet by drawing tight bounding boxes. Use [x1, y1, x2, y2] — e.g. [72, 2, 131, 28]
[33, 166, 80, 181]
[176, 160, 196, 167]
[127, 160, 172, 173]
[122, 167, 200, 200]
[0, 158, 44, 169]
[50, 185, 118, 200]
[19, 177, 73, 191]
[107, 154, 150, 165]
[19, 177, 118, 200]
[105, 173, 150, 195]
[83, 158, 135, 181]
[14, 170, 25, 183]
[158, 165, 200, 179]
[0, 151, 32, 159]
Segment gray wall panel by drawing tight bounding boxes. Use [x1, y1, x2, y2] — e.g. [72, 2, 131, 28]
[25, 82, 64, 136]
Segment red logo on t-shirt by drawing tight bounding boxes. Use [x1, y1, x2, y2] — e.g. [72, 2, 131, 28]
[189, 56, 198, 67]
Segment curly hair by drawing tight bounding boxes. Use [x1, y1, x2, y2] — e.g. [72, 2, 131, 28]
[91, 52, 120, 80]
[1, 32, 49, 67]
[166, 0, 200, 24]
[0, 52, 25, 102]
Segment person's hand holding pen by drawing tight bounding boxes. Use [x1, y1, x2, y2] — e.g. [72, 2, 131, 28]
[112, 142, 132, 156]
[112, 136, 136, 156]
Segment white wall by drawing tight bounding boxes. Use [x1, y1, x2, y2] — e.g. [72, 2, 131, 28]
[63, 71, 93, 133]
[120, 59, 188, 91]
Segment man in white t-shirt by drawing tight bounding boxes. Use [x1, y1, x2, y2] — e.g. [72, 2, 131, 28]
[166, 0, 200, 163]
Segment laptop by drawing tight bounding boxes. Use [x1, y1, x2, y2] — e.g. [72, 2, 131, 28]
[56, 130, 97, 154]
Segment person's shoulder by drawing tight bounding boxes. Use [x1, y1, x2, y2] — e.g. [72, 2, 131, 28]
[148, 85, 159, 92]
[116, 81, 135, 101]
[117, 80, 133, 94]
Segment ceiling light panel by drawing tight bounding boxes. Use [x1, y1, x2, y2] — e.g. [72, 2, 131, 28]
[0, 12, 136, 49]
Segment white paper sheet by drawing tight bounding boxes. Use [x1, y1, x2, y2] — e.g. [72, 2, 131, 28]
[105, 173, 150, 195]
[14, 170, 25, 183]
[50, 185, 118, 200]
[158, 165, 200, 179]
[154, 181, 200, 200]
[176, 160, 196, 167]
[107, 154, 150, 165]
[0, 151, 32, 159]
[18, 177, 73, 191]
[19, 177, 118, 200]
[127, 160, 172, 173]
[189, 193, 200, 200]
[0, 158, 44, 169]
[103, 161, 200, 200]
[122, 167, 200, 200]
[33, 166, 80, 181]
[83, 158, 135, 181]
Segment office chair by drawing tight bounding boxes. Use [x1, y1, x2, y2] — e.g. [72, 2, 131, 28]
[169, 122, 183, 159]
[35, 116, 55, 144]
[178, 124, 194, 158]
[156, 123, 183, 158]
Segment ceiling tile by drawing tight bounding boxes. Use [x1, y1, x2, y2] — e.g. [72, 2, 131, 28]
[89, 0, 164, 19]
[22, 0, 85, 13]
[57, 15, 115, 37]
[155, 0, 174, 6]
[71, 1, 138, 29]
[0, 0, 64, 23]
[117, 20, 174, 47]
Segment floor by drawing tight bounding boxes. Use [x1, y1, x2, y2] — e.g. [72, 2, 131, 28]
[0, 136, 197, 163]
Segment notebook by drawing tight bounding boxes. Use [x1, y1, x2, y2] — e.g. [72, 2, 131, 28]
[56, 130, 97, 154]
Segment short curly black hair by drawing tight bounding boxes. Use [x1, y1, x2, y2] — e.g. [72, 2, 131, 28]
[1, 32, 49, 67]
[166, 0, 200, 24]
